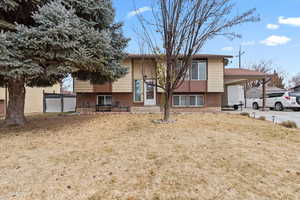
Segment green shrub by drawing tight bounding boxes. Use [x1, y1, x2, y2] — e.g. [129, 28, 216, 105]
[280, 121, 298, 129]
[257, 116, 266, 121]
[240, 112, 250, 117]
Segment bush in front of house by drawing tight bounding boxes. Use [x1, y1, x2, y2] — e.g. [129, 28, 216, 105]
[240, 112, 250, 117]
[280, 121, 298, 129]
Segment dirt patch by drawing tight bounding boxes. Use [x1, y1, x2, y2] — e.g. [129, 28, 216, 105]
[0, 113, 299, 200]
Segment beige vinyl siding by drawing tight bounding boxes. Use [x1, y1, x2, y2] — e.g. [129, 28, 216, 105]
[207, 58, 224, 92]
[157, 85, 164, 93]
[25, 85, 60, 113]
[0, 85, 60, 114]
[156, 63, 166, 93]
[133, 59, 156, 79]
[112, 59, 132, 92]
[74, 79, 93, 93]
[132, 59, 157, 101]
[0, 87, 5, 99]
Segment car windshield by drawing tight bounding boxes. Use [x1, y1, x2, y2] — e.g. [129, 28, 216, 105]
[289, 92, 300, 97]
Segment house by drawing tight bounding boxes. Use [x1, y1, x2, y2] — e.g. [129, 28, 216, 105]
[292, 85, 300, 92]
[74, 54, 271, 112]
[0, 85, 60, 115]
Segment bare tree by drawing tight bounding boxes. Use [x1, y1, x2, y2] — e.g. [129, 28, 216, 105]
[290, 73, 300, 88]
[271, 70, 286, 89]
[246, 60, 285, 89]
[246, 60, 273, 88]
[136, 0, 259, 122]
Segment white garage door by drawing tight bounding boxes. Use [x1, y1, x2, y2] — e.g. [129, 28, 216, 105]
[44, 94, 76, 113]
[63, 97, 76, 112]
[45, 98, 61, 113]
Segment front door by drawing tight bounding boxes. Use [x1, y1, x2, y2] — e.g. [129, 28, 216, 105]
[144, 80, 156, 106]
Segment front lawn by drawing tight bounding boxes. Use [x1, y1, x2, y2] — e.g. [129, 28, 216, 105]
[0, 113, 299, 200]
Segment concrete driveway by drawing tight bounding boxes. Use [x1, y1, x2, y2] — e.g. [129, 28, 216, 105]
[225, 108, 300, 127]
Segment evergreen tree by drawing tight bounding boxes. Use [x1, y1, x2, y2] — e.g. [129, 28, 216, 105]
[0, 0, 129, 125]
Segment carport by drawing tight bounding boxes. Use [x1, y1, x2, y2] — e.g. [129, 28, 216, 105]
[223, 68, 273, 110]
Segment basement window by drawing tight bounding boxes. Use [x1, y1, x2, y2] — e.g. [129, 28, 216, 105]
[173, 95, 204, 107]
[97, 95, 112, 106]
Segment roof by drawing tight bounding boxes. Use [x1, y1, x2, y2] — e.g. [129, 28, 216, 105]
[225, 68, 273, 79]
[127, 54, 233, 59]
[292, 85, 300, 89]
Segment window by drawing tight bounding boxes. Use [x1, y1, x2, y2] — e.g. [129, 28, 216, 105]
[191, 62, 199, 80]
[174, 60, 207, 81]
[173, 96, 180, 106]
[267, 93, 285, 98]
[289, 92, 300, 97]
[198, 62, 207, 80]
[190, 61, 207, 80]
[172, 95, 204, 107]
[97, 95, 112, 106]
[134, 80, 142, 102]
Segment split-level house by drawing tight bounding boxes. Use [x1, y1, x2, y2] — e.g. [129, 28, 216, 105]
[74, 54, 271, 112]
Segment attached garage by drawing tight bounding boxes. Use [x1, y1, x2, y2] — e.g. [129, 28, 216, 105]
[223, 68, 273, 109]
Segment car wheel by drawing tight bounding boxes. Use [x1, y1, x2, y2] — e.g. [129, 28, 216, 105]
[233, 105, 239, 110]
[275, 102, 284, 111]
[252, 103, 259, 110]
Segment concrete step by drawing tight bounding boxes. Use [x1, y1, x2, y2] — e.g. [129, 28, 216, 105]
[131, 106, 161, 113]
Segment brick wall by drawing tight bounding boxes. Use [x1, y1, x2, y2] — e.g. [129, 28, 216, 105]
[76, 92, 222, 112]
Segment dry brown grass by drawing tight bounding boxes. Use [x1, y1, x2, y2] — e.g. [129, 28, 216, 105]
[0, 113, 300, 200]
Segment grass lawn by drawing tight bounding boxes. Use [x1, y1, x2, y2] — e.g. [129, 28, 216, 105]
[0, 113, 300, 200]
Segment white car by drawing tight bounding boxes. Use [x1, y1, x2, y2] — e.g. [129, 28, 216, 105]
[251, 91, 300, 111]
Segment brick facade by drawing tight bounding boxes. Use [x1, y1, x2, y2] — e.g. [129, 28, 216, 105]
[76, 92, 222, 112]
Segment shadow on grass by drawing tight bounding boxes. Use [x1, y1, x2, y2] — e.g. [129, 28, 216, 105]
[0, 113, 95, 137]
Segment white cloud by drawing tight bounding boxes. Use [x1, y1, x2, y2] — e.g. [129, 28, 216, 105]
[221, 46, 233, 51]
[266, 24, 279, 30]
[241, 41, 255, 46]
[278, 16, 300, 27]
[127, 7, 151, 18]
[260, 35, 291, 46]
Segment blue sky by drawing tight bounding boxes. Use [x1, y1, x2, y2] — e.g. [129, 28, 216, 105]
[113, 0, 300, 80]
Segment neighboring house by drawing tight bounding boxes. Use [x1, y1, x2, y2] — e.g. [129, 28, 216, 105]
[0, 85, 60, 115]
[74, 54, 271, 112]
[292, 85, 300, 92]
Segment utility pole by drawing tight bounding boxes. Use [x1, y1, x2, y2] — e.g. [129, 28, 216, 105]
[236, 45, 246, 108]
[237, 46, 245, 69]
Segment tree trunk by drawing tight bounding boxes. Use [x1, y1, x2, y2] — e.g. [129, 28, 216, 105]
[163, 90, 171, 122]
[5, 79, 26, 126]
[163, 56, 172, 122]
